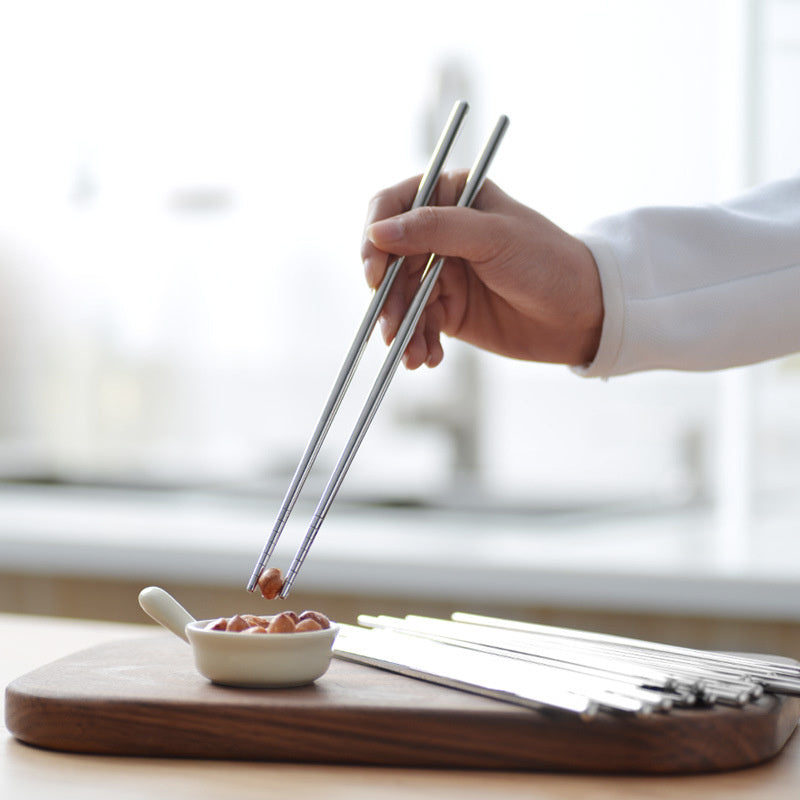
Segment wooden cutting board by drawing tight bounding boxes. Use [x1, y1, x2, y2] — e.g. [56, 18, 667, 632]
[5, 634, 799, 773]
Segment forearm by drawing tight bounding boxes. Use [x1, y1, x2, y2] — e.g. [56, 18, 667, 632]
[575, 174, 800, 377]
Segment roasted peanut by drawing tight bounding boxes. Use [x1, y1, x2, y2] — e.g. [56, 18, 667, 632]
[298, 610, 330, 630]
[267, 612, 297, 634]
[242, 614, 271, 627]
[257, 567, 284, 600]
[295, 618, 322, 633]
[243, 625, 268, 634]
[206, 617, 228, 631]
[226, 614, 249, 632]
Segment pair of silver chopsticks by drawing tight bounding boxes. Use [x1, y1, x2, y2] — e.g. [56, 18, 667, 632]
[247, 102, 510, 596]
[333, 613, 800, 718]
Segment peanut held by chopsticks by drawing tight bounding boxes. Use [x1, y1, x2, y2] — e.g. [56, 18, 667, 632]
[257, 567, 284, 600]
[205, 609, 331, 634]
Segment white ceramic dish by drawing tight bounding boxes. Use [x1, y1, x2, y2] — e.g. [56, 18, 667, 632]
[138, 586, 339, 688]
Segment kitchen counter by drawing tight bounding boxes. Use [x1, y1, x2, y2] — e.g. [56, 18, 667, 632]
[3, 612, 800, 799]
[2, 483, 800, 621]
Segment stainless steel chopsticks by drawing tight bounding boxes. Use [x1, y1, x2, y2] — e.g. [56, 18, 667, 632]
[451, 612, 800, 694]
[355, 616, 678, 713]
[334, 623, 600, 719]
[332, 613, 800, 718]
[245, 101, 469, 592]
[278, 114, 510, 597]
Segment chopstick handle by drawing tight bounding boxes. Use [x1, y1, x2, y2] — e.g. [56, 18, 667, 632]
[280, 115, 509, 597]
[246, 101, 469, 591]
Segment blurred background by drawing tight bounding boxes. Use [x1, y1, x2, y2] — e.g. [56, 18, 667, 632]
[1, 0, 799, 654]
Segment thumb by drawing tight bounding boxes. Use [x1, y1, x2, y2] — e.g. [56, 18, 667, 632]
[366, 205, 498, 262]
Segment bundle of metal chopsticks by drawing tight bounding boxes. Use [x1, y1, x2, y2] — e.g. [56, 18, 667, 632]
[332, 612, 800, 719]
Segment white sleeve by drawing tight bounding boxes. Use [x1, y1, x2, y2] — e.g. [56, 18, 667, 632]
[573, 175, 800, 378]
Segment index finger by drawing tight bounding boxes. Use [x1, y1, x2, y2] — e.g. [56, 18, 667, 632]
[361, 174, 425, 288]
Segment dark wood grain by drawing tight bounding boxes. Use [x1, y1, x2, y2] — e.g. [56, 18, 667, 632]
[5, 634, 799, 773]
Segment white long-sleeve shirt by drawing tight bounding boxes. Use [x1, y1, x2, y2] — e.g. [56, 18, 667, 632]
[575, 175, 800, 378]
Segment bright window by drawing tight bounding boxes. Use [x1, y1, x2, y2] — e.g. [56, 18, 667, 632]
[0, 0, 796, 558]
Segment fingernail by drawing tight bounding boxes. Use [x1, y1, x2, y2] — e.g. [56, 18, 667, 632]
[367, 218, 403, 244]
[364, 259, 379, 290]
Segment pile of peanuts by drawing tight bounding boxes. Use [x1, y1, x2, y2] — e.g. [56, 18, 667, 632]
[203, 567, 331, 634]
[205, 609, 331, 635]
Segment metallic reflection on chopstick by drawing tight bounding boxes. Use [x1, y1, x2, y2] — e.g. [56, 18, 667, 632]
[332, 613, 800, 720]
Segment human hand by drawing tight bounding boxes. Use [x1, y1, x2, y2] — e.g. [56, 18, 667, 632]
[362, 171, 603, 369]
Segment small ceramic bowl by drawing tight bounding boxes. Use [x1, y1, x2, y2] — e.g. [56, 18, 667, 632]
[185, 618, 339, 688]
[138, 586, 338, 688]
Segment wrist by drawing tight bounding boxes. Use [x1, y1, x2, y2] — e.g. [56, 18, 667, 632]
[564, 238, 604, 366]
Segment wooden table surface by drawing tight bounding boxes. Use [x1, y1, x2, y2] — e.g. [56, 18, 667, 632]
[4, 613, 800, 800]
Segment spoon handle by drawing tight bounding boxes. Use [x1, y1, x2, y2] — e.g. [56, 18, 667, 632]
[138, 586, 196, 643]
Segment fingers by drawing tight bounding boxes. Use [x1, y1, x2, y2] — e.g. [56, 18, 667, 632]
[367, 203, 503, 268]
[362, 170, 495, 370]
[378, 296, 447, 370]
[361, 170, 478, 288]
[422, 303, 445, 368]
[376, 276, 447, 370]
[362, 174, 424, 289]
[377, 277, 409, 344]
[402, 325, 428, 370]
[398, 304, 446, 370]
